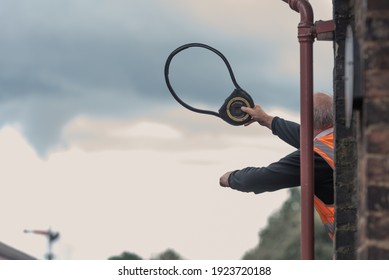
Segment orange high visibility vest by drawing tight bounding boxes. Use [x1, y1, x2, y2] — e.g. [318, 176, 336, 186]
[313, 128, 335, 240]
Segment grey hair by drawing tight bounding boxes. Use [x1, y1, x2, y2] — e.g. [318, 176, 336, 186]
[313, 92, 334, 130]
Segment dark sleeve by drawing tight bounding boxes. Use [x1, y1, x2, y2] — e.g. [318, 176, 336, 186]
[271, 117, 300, 149]
[229, 150, 301, 194]
[228, 150, 334, 204]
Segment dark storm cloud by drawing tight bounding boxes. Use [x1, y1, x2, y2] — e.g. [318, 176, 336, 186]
[0, 0, 299, 154]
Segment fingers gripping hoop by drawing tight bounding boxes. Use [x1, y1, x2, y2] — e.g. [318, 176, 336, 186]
[164, 43, 254, 126]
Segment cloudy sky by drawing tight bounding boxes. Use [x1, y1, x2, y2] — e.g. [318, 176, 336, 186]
[0, 0, 333, 259]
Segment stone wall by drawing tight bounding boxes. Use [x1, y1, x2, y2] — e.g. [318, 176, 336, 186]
[333, 0, 358, 260]
[355, 0, 389, 259]
[333, 0, 389, 259]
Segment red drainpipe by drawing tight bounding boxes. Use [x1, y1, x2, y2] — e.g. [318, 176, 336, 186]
[282, 0, 315, 260]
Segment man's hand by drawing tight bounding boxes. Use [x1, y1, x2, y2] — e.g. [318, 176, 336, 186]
[219, 171, 233, 188]
[241, 105, 273, 129]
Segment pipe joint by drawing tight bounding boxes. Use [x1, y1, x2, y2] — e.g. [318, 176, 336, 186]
[288, 0, 314, 23]
[298, 25, 316, 43]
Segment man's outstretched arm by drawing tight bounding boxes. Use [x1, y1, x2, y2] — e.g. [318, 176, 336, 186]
[220, 151, 301, 193]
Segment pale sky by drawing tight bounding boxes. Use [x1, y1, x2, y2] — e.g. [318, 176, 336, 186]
[0, 0, 333, 259]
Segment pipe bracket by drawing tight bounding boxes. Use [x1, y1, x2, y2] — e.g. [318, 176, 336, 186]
[315, 20, 336, 41]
